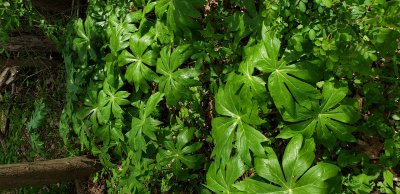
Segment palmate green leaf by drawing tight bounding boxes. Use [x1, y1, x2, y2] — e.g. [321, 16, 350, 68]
[73, 17, 97, 61]
[77, 83, 102, 125]
[156, 127, 203, 175]
[152, 21, 173, 44]
[115, 150, 155, 193]
[94, 119, 125, 146]
[233, 61, 267, 100]
[224, 11, 262, 48]
[77, 82, 123, 126]
[72, 117, 90, 150]
[97, 81, 130, 123]
[278, 82, 360, 150]
[118, 33, 158, 93]
[232, 45, 268, 100]
[156, 44, 199, 106]
[155, 0, 205, 37]
[77, 77, 129, 126]
[212, 79, 267, 164]
[206, 155, 246, 193]
[126, 92, 164, 153]
[73, 18, 90, 49]
[234, 135, 340, 194]
[107, 12, 140, 55]
[250, 29, 322, 116]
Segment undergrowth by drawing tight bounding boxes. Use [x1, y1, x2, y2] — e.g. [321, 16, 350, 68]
[58, 0, 400, 193]
[1, 0, 400, 193]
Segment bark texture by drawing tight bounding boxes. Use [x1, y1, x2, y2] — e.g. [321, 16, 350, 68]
[0, 155, 101, 190]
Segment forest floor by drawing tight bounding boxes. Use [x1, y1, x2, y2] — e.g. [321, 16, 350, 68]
[0, 1, 100, 193]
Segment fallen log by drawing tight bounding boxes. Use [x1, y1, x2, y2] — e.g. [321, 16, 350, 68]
[0, 155, 101, 190]
[4, 35, 58, 53]
[0, 57, 63, 68]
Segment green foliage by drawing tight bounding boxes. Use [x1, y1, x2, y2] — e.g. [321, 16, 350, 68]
[155, 0, 205, 38]
[345, 173, 379, 194]
[0, 0, 28, 54]
[26, 99, 48, 153]
[27, 99, 47, 131]
[118, 33, 158, 92]
[156, 127, 204, 177]
[98, 80, 130, 120]
[73, 17, 97, 62]
[127, 92, 163, 153]
[235, 135, 340, 194]
[51, 0, 400, 193]
[250, 29, 322, 116]
[279, 81, 360, 150]
[205, 155, 245, 193]
[378, 170, 399, 194]
[206, 135, 340, 194]
[157, 44, 199, 106]
[212, 78, 267, 164]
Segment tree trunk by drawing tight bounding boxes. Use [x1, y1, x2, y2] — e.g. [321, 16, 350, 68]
[0, 155, 101, 190]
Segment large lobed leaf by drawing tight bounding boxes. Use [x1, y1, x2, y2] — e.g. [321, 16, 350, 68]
[155, 0, 205, 37]
[249, 29, 322, 116]
[278, 82, 360, 150]
[156, 44, 199, 106]
[126, 92, 164, 153]
[235, 60, 267, 100]
[206, 155, 246, 193]
[118, 33, 158, 93]
[212, 79, 267, 164]
[234, 135, 340, 194]
[156, 127, 203, 176]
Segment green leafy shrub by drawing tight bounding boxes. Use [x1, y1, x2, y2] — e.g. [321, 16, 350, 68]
[56, 0, 400, 193]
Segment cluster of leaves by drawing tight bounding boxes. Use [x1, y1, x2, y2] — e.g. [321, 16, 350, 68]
[0, 0, 27, 53]
[59, 0, 400, 193]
